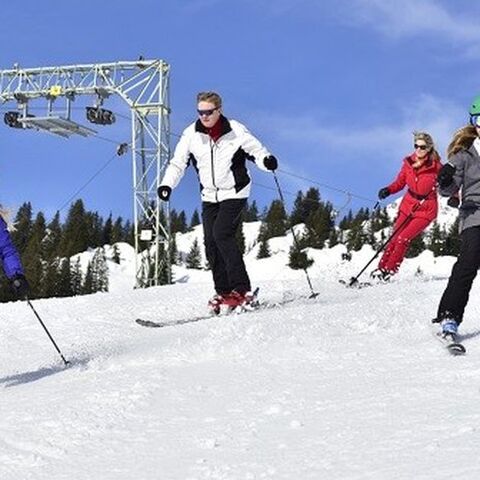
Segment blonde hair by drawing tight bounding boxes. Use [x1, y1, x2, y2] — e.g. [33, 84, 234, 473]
[447, 125, 477, 159]
[196, 91, 222, 109]
[413, 131, 441, 162]
[0, 206, 14, 231]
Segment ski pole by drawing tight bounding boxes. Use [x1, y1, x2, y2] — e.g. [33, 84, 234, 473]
[347, 187, 435, 287]
[272, 170, 319, 298]
[26, 298, 70, 366]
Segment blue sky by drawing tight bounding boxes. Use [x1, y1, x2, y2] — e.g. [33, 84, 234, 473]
[0, 0, 479, 222]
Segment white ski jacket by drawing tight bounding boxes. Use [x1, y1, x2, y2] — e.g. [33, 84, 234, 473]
[160, 116, 272, 203]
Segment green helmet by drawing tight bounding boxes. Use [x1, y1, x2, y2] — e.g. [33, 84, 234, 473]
[469, 95, 480, 115]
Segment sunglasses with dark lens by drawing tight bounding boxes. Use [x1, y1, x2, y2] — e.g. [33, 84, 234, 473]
[414, 144, 428, 150]
[470, 115, 480, 127]
[197, 108, 218, 117]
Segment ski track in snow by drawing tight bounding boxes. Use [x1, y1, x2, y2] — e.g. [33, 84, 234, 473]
[1, 273, 480, 479]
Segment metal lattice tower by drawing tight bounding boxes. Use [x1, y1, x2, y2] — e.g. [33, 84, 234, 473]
[0, 60, 171, 287]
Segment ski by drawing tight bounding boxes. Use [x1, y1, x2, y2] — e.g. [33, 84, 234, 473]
[431, 321, 466, 356]
[339, 278, 373, 289]
[435, 333, 466, 356]
[135, 292, 310, 329]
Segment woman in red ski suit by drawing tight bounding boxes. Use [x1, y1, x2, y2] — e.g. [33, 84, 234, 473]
[373, 132, 442, 279]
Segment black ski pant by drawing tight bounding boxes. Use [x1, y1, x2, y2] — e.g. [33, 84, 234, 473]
[202, 198, 250, 295]
[437, 226, 480, 324]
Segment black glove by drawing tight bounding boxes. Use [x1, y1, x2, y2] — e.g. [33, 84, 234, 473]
[447, 196, 460, 209]
[378, 187, 390, 200]
[437, 164, 456, 188]
[157, 185, 172, 201]
[10, 274, 30, 299]
[263, 155, 278, 171]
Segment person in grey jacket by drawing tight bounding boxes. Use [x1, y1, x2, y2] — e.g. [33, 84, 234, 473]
[158, 91, 278, 312]
[434, 96, 480, 336]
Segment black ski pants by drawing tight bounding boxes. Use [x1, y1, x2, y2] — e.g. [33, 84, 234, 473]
[202, 198, 250, 295]
[437, 226, 480, 324]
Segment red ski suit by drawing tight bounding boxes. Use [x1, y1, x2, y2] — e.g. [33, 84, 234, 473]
[378, 153, 441, 274]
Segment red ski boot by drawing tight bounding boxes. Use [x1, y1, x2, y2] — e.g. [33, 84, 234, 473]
[222, 290, 256, 311]
[207, 293, 229, 315]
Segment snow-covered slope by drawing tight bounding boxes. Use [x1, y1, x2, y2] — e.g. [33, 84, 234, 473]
[1, 196, 474, 479]
[2, 246, 480, 479]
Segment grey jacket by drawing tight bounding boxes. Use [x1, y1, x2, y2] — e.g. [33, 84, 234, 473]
[440, 140, 480, 232]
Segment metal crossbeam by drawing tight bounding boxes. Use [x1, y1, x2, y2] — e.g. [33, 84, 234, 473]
[0, 60, 171, 287]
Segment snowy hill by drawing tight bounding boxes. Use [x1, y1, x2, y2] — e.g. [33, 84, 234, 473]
[2, 254, 480, 479]
[2, 196, 477, 479]
[168, 196, 459, 290]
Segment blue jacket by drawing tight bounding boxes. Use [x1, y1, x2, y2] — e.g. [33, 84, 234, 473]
[0, 216, 24, 279]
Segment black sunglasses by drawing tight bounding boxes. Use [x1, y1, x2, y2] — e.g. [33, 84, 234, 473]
[197, 108, 218, 117]
[414, 144, 428, 151]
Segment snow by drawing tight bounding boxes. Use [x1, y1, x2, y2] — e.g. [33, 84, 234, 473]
[3, 199, 480, 479]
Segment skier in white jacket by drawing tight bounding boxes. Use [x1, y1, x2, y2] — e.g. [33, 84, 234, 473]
[158, 91, 278, 312]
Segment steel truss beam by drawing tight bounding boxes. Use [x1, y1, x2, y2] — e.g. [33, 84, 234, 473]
[0, 60, 171, 288]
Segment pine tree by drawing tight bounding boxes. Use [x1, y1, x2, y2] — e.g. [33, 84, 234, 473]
[303, 202, 334, 249]
[169, 233, 180, 265]
[345, 222, 367, 251]
[258, 200, 288, 241]
[171, 210, 188, 233]
[406, 233, 426, 258]
[44, 211, 62, 261]
[60, 200, 90, 256]
[443, 218, 461, 256]
[190, 209, 201, 228]
[123, 220, 134, 245]
[290, 188, 321, 227]
[103, 214, 113, 245]
[11, 202, 33, 254]
[428, 222, 443, 257]
[112, 244, 121, 264]
[58, 258, 73, 297]
[338, 209, 354, 231]
[111, 217, 124, 244]
[87, 211, 104, 248]
[244, 201, 259, 222]
[42, 257, 60, 298]
[91, 247, 109, 292]
[186, 238, 202, 269]
[178, 211, 188, 233]
[157, 245, 171, 284]
[71, 257, 83, 295]
[328, 227, 340, 248]
[288, 242, 314, 270]
[290, 191, 305, 227]
[256, 236, 271, 259]
[83, 262, 94, 294]
[22, 212, 47, 298]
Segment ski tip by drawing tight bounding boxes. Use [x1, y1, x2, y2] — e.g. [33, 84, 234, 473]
[135, 318, 165, 328]
[447, 343, 466, 355]
[339, 278, 371, 289]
